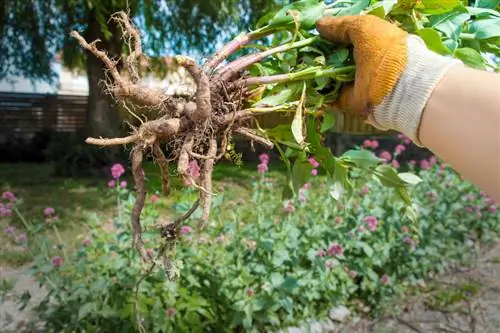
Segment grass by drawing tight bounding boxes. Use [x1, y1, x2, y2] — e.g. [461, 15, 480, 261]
[0, 160, 286, 266]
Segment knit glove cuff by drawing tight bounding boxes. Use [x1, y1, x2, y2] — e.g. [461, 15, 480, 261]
[366, 35, 464, 146]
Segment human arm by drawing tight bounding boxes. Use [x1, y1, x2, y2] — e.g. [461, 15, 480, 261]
[315, 15, 500, 201]
[419, 66, 500, 200]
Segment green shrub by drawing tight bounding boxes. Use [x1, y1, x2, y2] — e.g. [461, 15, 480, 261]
[2, 139, 499, 333]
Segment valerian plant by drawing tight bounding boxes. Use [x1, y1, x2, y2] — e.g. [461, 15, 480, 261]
[71, 0, 500, 273]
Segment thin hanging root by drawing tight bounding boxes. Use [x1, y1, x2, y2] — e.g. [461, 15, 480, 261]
[85, 134, 138, 146]
[159, 198, 200, 281]
[198, 138, 217, 230]
[111, 11, 146, 83]
[131, 148, 152, 262]
[234, 127, 274, 149]
[178, 133, 195, 186]
[152, 143, 170, 196]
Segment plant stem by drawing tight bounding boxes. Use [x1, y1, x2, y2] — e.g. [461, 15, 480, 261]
[219, 36, 321, 81]
[459, 33, 476, 41]
[13, 207, 32, 231]
[244, 65, 356, 85]
[52, 224, 68, 261]
[203, 28, 271, 71]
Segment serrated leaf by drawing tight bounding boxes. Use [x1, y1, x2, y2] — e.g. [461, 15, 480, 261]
[454, 47, 486, 69]
[341, 149, 382, 169]
[398, 172, 423, 185]
[418, 28, 453, 54]
[291, 83, 307, 147]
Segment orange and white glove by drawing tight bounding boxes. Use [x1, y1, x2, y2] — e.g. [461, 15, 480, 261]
[316, 15, 463, 146]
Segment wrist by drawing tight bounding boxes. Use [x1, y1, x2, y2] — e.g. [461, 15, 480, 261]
[366, 35, 463, 146]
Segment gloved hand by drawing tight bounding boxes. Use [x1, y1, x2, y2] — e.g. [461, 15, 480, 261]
[315, 15, 463, 145]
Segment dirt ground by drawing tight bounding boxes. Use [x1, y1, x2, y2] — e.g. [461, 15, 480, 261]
[2, 242, 500, 333]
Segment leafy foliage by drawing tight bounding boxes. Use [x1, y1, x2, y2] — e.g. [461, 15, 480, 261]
[0, 0, 290, 81]
[4, 145, 499, 332]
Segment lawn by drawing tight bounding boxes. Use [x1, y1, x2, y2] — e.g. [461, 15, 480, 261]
[0, 160, 285, 266]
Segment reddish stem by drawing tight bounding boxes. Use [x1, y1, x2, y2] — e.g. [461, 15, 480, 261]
[219, 36, 319, 81]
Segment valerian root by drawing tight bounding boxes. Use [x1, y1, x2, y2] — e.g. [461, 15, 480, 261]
[71, 10, 288, 264]
[198, 138, 217, 230]
[152, 143, 170, 196]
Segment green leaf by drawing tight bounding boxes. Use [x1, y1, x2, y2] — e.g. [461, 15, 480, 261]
[78, 302, 97, 320]
[292, 158, 313, 192]
[474, 0, 500, 9]
[327, 48, 350, 66]
[366, 0, 397, 18]
[468, 18, 500, 39]
[430, 13, 470, 39]
[266, 125, 304, 149]
[281, 276, 299, 292]
[397, 172, 423, 185]
[265, 0, 326, 30]
[341, 149, 382, 169]
[374, 165, 406, 188]
[357, 241, 374, 257]
[418, 28, 452, 54]
[336, 0, 371, 16]
[397, 187, 412, 206]
[291, 83, 307, 147]
[320, 112, 336, 133]
[466, 6, 500, 16]
[418, 0, 462, 15]
[256, 83, 301, 107]
[454, 47, 486, 69]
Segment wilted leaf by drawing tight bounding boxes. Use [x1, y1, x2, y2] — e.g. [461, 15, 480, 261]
[291, 83, 307, 147]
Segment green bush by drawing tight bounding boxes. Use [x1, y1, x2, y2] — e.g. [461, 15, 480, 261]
[2, 138, 499, 333]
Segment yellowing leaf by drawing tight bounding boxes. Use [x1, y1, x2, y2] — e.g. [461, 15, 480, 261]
[291, 83, 307, 148]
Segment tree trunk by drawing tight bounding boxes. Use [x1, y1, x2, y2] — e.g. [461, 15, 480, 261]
[85, 9, 123, 138]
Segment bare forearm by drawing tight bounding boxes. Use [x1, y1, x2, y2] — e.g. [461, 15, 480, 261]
[419, 65, 500, 200]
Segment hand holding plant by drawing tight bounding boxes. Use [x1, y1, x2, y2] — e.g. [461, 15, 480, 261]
[69, 0, 499, 269]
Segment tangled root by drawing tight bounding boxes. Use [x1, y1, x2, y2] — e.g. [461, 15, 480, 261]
[72, 12, 276, 269]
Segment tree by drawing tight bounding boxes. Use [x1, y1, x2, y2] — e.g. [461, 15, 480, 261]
[1, 0, 291, 137]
